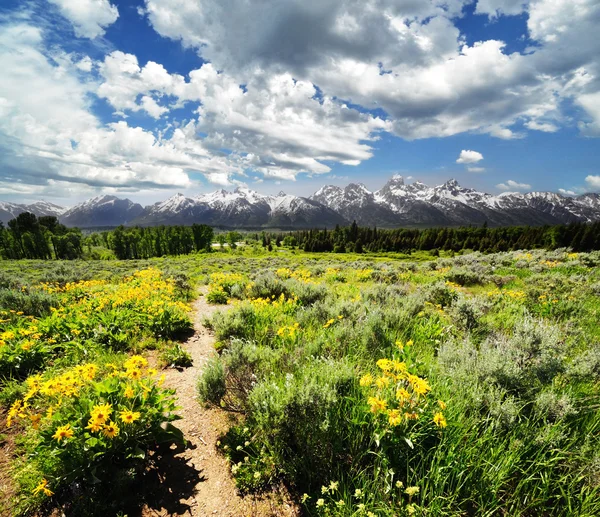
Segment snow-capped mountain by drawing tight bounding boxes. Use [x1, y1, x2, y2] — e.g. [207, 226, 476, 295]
[131, 188, 346, 228]
[0, 201, 66, 224]
[60, 195, 144, 228]
[312, 176, 600, 227]
[3, 177, 600, 228]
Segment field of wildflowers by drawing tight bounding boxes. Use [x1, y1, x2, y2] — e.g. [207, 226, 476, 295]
[0, 267, 191, 515]
[197, 248, 600, 516]
[1, 246, 599, 515]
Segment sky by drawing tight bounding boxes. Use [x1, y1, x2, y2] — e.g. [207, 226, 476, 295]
[0, 0, 599, 207]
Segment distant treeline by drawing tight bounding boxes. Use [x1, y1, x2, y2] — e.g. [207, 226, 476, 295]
[3, 213, 600, 260]
[87, 224, 216, 259]
[258, 221, 600, 253]
[0, 213, 83, 259]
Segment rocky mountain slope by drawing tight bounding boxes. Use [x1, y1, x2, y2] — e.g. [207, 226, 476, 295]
[0, 201, 65, 225]
[312, 176, 600, 227]
[60, 195, 144, 228]
[3, 176, 599, 228]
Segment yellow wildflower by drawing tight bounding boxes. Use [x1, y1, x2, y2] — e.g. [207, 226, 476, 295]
[85, 419, 102, 433]
[375, 376, 390, 389]
[359, 373, 373, 387]
[32, 478, 54, 497]
[52, 424, 74, 442]
[387, 409, 402, 426]
[405, 486, 420, 496]
[368, 396, 387, 413]
[119, 410, 141, 424]
[90, 403, 112, 424]
[102, 421, 119, 439]
[433, 412, 447, 428]
[396, 388, 411, 402]
[123, 385, 135, 398]
[376, 358, 393, 371]
[408, 375, 431, 396]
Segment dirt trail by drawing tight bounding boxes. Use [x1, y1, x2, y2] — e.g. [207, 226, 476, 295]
[142, 290, 298, 517]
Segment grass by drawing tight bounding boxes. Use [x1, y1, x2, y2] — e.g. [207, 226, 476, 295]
[1, 247, 599, 515]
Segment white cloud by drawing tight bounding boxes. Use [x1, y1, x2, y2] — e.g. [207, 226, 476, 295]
[0, 23, 237, 195]
[467, 167, 486, 173]
[525, 120, 558, 132]
[141, 0, 600, 141]
[75, 56, 94, 72]
[140, 95, 168, 119]
[585, 175, 600, 189]
[558, 188, 576, 195]
[577, 92, 600, 137]
[457, 150, 484, 164]
[496, 180, 532, 191]
[48, 0, 119, 39]
[475, 0, 528, 18]
[97, 53, 390, 179]
[97, 51, 186, 117]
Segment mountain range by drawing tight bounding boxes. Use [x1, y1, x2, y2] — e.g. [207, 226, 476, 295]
[2, 176, 600, 229]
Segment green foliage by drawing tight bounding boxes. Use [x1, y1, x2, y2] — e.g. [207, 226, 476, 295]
[198, 249, 600, 516]
[197, 356, 226, 407]
[0, 213, 83, 260]
[159, 342, 192, 368]
[9, 357, 182, 515]
[101, 224, 214, 259]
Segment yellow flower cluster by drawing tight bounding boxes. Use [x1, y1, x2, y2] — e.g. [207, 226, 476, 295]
[360, 343, 447, 430]
[39, 279, 107, 294]
[7, 357, 163, 441]
[323, 315, 343, 329]
[275, 268, 293, 279]
[487, 288, 527, 301]
[247, 293, 299, 308]
[355, 269, 374, 282]
[276, 322, 300, 339]
[445, 280, 462, 290]
[540, 260, 560, 268]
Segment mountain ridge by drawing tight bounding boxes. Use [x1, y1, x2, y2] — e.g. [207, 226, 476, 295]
[2, 177, 600, 228]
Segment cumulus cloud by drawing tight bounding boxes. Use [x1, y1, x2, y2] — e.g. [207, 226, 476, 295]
[97, 52, 390, 179]
[48, 0, 119, 39]
[525, 120, 559, 132]
[457, 150, 484, 164]
[97, 51, 184, 117]
[496, 180, 532, 191]
[140, 0, 600, 141]
[558, 188, 576, 195]
[0, 23, 237, 196]
[577, 92, 600, 137]
[585, 175, 600, 189]
[467, 167, 486, 173]
[475, 0, 527, 18]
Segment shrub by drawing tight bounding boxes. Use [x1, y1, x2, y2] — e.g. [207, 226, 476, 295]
[159, 343, 192, 368]
[0, 289, 60, 317]
[9, 357, 183, 514]
[197, 356, 226, 407]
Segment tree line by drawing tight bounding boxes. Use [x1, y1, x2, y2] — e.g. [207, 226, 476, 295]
[0, 213, 83, 259]
[87, 224, 215, 259]
[2, 214, 600, 260]
[259, 221, 600, 254]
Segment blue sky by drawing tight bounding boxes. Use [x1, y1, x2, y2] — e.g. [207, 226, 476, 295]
[0, 0, 599, 206]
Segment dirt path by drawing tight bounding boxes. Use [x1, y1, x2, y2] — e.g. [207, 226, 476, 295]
[142, 290, 298, 517]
